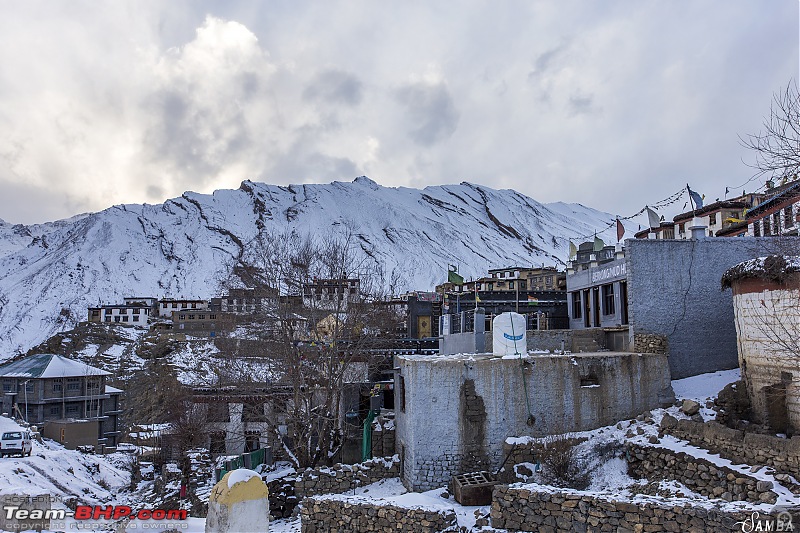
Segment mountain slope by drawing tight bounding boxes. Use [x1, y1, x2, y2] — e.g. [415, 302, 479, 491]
[0, 177, 618, 356]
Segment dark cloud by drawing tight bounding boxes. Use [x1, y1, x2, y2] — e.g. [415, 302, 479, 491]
[302, 70, 363, 106]
[395, 82, 460, 146]
[528, 44, 567, 80]
[568, 93, 597, 116]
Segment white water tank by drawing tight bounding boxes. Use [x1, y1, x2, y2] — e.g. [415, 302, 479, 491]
[492, 312, 527, 356]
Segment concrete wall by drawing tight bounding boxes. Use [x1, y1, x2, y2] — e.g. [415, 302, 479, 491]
[395, 352, 673, 491]
[625, 237, 800, 379]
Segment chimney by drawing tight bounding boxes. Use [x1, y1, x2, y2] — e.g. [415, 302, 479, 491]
[688, 217, 708, 240]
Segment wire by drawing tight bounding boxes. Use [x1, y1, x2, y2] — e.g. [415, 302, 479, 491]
[568, 188, 688, 242]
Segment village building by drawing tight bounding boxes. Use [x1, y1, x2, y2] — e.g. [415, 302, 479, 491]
[302, 278, 360, 310]
[739, 180, 800, 238]
[158, 298, 209, 318]
[722, 256, 800, 435]
[212, 287, 278, 314]
[171, 310, 235, 336]
[395, 312, 674, 491]
[88, 303, 152, 325]
[671, 200, 749, 238]
[566, 228, 800, 379]
[634, 221, 676, 240]
[0, 354, 122, 450]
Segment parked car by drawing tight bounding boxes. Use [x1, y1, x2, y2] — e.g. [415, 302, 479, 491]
[1, 430, 32, 457]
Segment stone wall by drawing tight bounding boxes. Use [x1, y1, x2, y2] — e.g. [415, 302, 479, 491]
[268, 456, 400, 519]
[660, 415, 800, 480]
[491, 485, 760, 532]
[300, 496, 458, 533]
[625, 237, 800, 379]
[632, 333, 668, 355]
[625, 443, 778, 504]
[395, 352, 673, 491]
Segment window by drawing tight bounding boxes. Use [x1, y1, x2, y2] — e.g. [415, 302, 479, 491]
[114, 316, 120, 322]
[398, 375, 406, 412]
[132, 316, 139, 322]
[105, 316, 111, 322]
[2, 381, 12, 393]
[66, 379, 80, 392]
[210, 314, 216, 319]
[188, 315, 195, 320]
[91, 309, 100, 317]
[66, 404, 79, 416]
[25, 381, 34, 393]
[774, 212, 781, 232]
[546, 276, 553, 285]
[132, 308, 140, 315]
[785, 207, 794, 227]
[172, 303, 178, 308]
[181, 303, 187, 309]
[198, 314, 205, 320]
[179, 314, 186, 320]
[602, 284, 615, 315]
[191, 303, 197, 309]
[679, 223, 685, 234]
[52, 379, 62, 392]
[488, 283, 493, 291]
[509, 281, 515, 289]
[122, 315, 129, 322]
[105, 309, 112, 315]
[763, 217, 771, 235]
[87, 380, 100, 392]
[709, 212, 717, 225]
[753, 222, 761, 237]
[119, 308, 127, 314]
[49, 406, 61, 416]
[571, 292, 582, 319]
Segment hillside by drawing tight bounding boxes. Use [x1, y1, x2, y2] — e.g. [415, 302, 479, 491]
[0, 177, 618, 357]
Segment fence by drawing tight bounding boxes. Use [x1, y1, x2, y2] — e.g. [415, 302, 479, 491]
[214, 447, 272, 482]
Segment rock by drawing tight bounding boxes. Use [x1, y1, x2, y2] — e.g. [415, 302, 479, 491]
[756, 480, 773, 492]
[690, 414, 704, 422]
[680, 400, 701, 416]
[648, 436, 660, 444]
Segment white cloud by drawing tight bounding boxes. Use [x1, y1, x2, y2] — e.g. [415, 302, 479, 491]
[0, 1, 795, 224]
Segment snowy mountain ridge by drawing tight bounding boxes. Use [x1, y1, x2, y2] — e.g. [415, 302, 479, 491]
[0, 177, 619, 357]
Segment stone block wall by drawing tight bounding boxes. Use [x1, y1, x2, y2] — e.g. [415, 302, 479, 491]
[660, 415, 800, 480]
[268, 456, 400, 519]
[632, 333, 668, 355]
[300, 496, 458, 533]
[625, 443, 778, 504]
[491, 485, 757, 532]
[294, 456, 400, 498]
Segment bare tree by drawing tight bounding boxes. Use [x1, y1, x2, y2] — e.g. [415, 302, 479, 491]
[219, 226, 402, 468]
[741, 81, 800, 181]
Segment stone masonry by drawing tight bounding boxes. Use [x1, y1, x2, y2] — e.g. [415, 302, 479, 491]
[660, 414, 800, 480]
[491, 485, 768, 533]
[300, 496, 458, 533]
[625, 443, 778, 504]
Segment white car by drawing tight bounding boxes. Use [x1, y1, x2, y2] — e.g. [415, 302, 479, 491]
[1, 430, 33, 457]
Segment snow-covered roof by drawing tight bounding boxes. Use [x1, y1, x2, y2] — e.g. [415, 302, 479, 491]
[105, 385, 123, 394]
[0, 353, 109, 378]
[721, 255, 800, 289]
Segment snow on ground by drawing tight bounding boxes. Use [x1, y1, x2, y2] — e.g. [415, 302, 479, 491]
[672, 368, 740, 403]
[0, 417, 131, 504]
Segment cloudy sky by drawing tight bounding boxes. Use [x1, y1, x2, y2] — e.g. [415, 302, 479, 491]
[0, 1, 796, 225]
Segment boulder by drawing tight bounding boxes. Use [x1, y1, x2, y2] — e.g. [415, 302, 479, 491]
[680, 400, 701, 416]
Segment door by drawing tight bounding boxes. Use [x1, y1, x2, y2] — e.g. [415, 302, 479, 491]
[620, 281, 629, 325]
[583, 290, 590, 327]
[417, 316, 432, 338]
[592, 287, 600, 327]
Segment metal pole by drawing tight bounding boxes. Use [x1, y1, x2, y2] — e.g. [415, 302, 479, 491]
[23, 380, 29, 422]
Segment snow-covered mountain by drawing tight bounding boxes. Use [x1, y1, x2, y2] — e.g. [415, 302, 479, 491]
[0, 177, 619, 356]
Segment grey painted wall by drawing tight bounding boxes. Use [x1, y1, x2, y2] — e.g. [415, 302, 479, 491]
[625, 237, 800, 379]
[395, 352, 673, 491]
